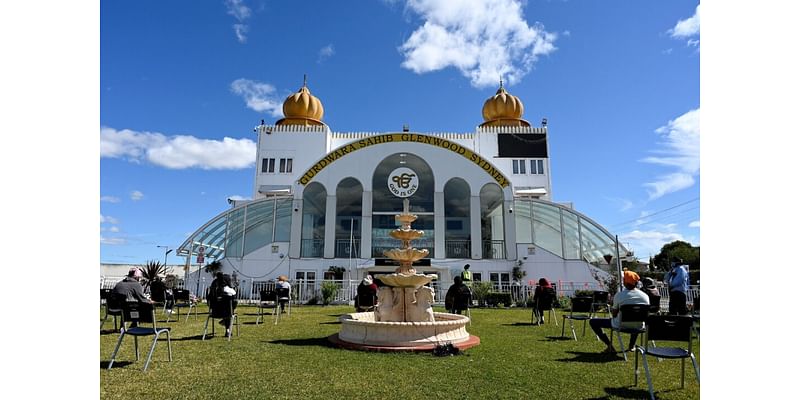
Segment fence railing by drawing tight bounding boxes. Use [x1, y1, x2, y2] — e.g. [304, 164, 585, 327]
[300, 239, 323, 257]
[482, 240, 506, 259]
[445, 240, 471, 258]
[335, 238, 361, 258]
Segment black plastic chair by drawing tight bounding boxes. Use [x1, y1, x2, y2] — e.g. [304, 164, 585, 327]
[256, 290, 276, 325]
[203, 296, 239, 341]
[610, 304, 650, 361]
[591, 290, 610, 316]
[100, 289, 123, 330]
[171, 289, 197, 322]
[106, 298, 173, 371]
[532, 287, 558, 326]
[561, 296, 593, 340]
[274, 287, 291, 324]
[634, 315, 699, 400]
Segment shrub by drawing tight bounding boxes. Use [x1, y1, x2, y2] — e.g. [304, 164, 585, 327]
[573, 290, 594, 297]
[470, 281, 493, 306]
[485, 292, 512, 307]
[320, 281, 340, 305]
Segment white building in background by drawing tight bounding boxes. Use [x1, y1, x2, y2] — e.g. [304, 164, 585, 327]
[177, 80, 629, 298]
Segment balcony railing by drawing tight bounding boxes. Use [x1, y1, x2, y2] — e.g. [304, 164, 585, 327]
[335, 238, 361, 258]
[300, 239, 324, 258]
[482, 240, 506, 259]
[445, 239, 471, 258]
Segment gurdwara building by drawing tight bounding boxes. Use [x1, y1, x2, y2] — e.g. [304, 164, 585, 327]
[177, 81, 627, 297]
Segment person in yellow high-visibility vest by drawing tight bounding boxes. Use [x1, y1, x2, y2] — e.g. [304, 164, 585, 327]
[460, 264, 472, 285]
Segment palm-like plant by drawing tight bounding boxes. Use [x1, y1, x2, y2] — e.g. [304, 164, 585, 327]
[140, 260, 167, 291]
[204, 260, 222, 274]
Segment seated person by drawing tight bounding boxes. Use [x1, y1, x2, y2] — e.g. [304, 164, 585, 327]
[445, 276, 472, 315]
[208, 272, 237, 334]
[532, 278, 557, 324]
[275, 275, 291, 313]
[589, 270, 650, 353]
[640, 277, 661, 313]
[355, 275, 378, 312]
[149, 276, 175, 313]
[112, 268, 153, 327]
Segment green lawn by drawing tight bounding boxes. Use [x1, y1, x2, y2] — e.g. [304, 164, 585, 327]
[100, 304, 699, 399]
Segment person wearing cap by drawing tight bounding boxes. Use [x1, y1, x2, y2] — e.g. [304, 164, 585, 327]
[589, 269, 650, 354]
[355, 275, 378, 312]
[664, 257, 690, 315]
[112, 267, 152, 304]
[640, 277, 661, 313]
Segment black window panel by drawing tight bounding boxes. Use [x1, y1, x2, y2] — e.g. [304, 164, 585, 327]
[497, 134, 548, 157]
[268, 158, 275, 173]
[279, 158, 287, 173]
[261, 158, 269, 173]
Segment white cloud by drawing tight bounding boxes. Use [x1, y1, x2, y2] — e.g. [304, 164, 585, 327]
[318, 44, 335, 63]
[641, 108, 699, 200]
[100, 126, 256, 170]
[100, 236, 126, 245]
[621, 228, 685, 259]
[225, 0, 252, 43]
[230, 78, 284, 116]
[109, 226, 120, 233]
[101, 195, 120, 203]
[100, 214, 119, 224]
[689, 220, 700, 228]
[130, 190, 144, 201]
[399, 0, 557, 88]
[670, 4, 700, 39]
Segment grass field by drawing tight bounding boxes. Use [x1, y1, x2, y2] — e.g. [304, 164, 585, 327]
[100, 304, 699, 399]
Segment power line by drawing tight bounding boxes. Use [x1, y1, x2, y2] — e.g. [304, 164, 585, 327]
[609, 197, 699, 228]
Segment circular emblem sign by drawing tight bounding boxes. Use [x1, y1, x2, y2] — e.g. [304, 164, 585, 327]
[387, 167, 419, 198]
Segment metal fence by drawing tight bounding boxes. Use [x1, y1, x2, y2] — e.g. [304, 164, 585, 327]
[100, 276, 699, 310]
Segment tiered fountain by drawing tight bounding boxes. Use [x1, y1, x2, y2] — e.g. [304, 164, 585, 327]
[330, 199, 480, 351]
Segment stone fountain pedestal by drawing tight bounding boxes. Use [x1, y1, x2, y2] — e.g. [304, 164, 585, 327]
[329, 199, 480, 352]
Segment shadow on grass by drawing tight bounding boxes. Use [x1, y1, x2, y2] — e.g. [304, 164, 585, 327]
[502, 322, 538, 327]
[100, 361, 133, 369]
[319, 321, 342, 325]
[170, 334, 207, 341]
[267, 337, 333, 348]
[544, 335, 574, 341]
[583, 386, 654, 400]
[556, 350, 623, 363]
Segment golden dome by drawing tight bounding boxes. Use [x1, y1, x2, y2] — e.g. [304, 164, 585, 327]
[480, 83, 530, 127]
[275, 78, 325, 126]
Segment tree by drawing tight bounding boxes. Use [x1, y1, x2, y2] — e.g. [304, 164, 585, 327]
[652, 240, 700, 271]
[140, 260, 167, 291]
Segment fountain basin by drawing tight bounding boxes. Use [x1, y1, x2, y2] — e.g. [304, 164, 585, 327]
[336, 312, 472, 348]
[382, 248, 429, 263]
[375, 273, 436, 288]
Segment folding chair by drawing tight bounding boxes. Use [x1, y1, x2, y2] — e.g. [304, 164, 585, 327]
[256, 289, 276, 325]
[274, 287, 291, 324]
[148, 285, 169, 316]
[106, 298, 173, 372]
[591, 291, 610, 317]
[634, 315, 699, 400]
[203, 296, 240, 341]
[561, 296, 593, 340]
[532, 287, 558, 326]
[100, 289, 123, 330]
[170, 289, 197, 322]
[609, 304, 649, 361]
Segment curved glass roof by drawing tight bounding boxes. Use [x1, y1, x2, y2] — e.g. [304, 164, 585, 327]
[513, 198, 629, 267]
[178, 195, 627, 265]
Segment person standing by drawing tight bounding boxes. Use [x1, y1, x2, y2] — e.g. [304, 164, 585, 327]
[665, 257, 689, 315]
[276, 275, 292, 313]
[445, 276, 472, 315]
[460, 264, 472, 284]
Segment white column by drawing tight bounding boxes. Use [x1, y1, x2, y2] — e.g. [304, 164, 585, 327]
[324, 194, 337, 258]
[434, 191, 445, 259]
[504, 199, 517, 260]
[289, 198, 302, 259]
[470, 195, 482, 259]
[361, 191, 372, 259]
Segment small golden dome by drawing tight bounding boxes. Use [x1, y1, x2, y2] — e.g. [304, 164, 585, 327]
[480, 83, 530, 127]
[276, 77, 325, 126]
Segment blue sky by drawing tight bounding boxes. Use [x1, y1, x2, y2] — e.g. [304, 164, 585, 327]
[100, 0, 700, 265]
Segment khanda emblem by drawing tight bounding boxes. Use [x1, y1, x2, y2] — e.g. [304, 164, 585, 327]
[391, 173, 416, 189]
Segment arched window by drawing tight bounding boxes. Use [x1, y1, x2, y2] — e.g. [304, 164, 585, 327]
[444, 178, 471, 258]
[480, 183, 505, 259]
[336, 178, 363, 258]
[371, 153, 434, 257]
[301, 183, 326, 257]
